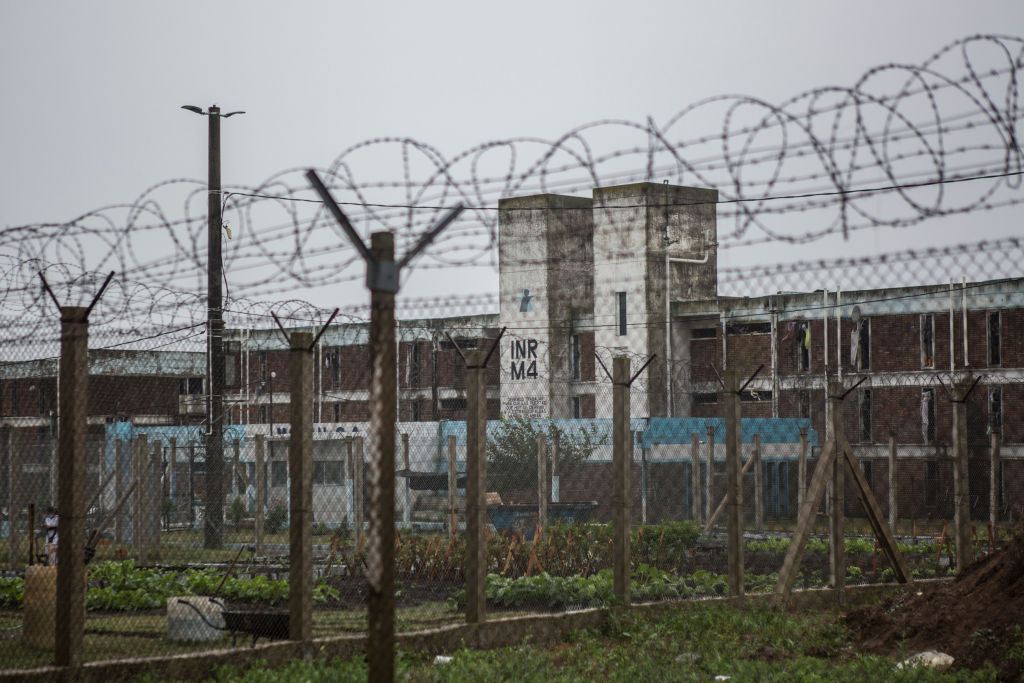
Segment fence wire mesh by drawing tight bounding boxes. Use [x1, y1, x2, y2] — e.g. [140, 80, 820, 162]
[1, 31, 1023, 677]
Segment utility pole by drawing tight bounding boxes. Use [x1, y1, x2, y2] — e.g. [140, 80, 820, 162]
[182, 104, 244, 549]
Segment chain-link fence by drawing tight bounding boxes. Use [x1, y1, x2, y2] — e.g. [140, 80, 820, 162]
[1, 252, 1023, 675]
[2, 32, 1024, 678]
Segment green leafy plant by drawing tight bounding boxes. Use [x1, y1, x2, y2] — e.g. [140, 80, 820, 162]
[0, 577, 25, 608]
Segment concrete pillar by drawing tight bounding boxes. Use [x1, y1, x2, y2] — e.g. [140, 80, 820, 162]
[366, 232, 397, 682]
[798, 427, 808, 519]
[7, 427, 20, 570]
[537, 432, 547, 530]
[705, 425, 715, 521]
[690, 433, 701, 522]
[55, 306, 88, 667]
[888, 433, 897, 533]
[465, 349, 487, 625]
[288, 331, 314, 645]
[828, 382, 845, 600]
[952, 380, 971, 571]
[255, 434, 265, 557]
[990, 432, 1000, 533]
[753, 433, 763, 532]
[724, 371, 743, 598]
[612, 357, 631, 606]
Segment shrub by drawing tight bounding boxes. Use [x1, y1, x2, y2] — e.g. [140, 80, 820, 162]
[486, 416, 603, 497]
[265, 500, 288, 534]
[228, 497, 248, 529]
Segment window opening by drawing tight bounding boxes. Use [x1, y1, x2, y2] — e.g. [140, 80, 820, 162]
[921, 388, 936, 444]
[920, 314, 935, 368]
[858, 389, 872, 442]
[988, 312, 1001, 366]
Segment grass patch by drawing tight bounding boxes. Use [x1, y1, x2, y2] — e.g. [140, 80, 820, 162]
[140, 602, 997, 682]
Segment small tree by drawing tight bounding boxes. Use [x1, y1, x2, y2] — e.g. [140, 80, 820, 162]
[486, 416, 603, 499]
[228, 496, 247, 530]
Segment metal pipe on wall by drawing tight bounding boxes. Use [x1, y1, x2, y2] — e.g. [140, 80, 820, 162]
[962, 277, 969, 367]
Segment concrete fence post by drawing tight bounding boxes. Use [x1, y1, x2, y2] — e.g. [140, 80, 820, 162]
[465, 348, 487, 626]
[401, 433, 411, 526]
[354, 437, 364, 538]
[255, 434, 265, 557]
[952, 379, 971, 570]
[753, 433, 763, 532]
[612, 357, 631, 606]
[705, 425, 715, 522]
[798, 427, 808, 519]
[149, 442, 161, 559]
[288, 331, 314, 648]
[888, 433, 897, 533]
[366, 231, 398, 682]
[827, 381, 845, 601]
[551, 436, 560, 504]
[537, 432, 547, 530]
[169, 437, 177, 527]
[7, 426, 20, 570]
[724, 371, 743, 598]
[55, 306, 88, 667]
[691, 433, 701, 523]
[447, 435, 457, 539]
[134, 434, 147, 565]
[638, 431, 648, 525]
[990, 432, 1000, 533]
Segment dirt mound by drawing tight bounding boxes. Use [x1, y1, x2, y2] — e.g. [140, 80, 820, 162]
[846, 531, 1024, 679]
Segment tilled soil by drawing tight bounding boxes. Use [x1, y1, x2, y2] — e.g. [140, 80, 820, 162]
[845, 531, 1024, 680]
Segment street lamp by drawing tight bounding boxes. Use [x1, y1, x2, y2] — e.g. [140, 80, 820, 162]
[182, 104, 244, 550]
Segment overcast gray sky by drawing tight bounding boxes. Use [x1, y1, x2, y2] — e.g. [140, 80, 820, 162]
[2, 1, 1022, 313]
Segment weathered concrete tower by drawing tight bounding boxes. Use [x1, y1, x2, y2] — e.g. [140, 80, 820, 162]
[591, 182, 717, 417]
[498, 194, 594, 419]
[497, 182, 716, 419]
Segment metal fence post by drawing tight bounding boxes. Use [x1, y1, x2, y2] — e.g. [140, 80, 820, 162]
[612, 357, 631, 607]
[55, 306, 88, 667]
[288, 331, 314, 648]
[724, 371, 743, 598]
[465, 348, 487, 626]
